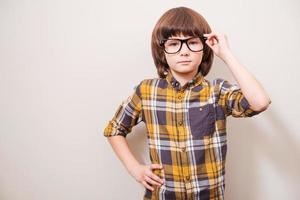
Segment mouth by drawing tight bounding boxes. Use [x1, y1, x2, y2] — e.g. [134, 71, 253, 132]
[178, 60, 192, 64]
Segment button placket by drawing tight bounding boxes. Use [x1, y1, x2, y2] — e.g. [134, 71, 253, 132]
[181, 147, 186, 152]
[175, 89, 185, 141]
[176, 90, 185, 138]
[185, 175, 190, 181]
[177, 94, 183, 101]
[178, 121, 183, 126]
[177, 89, 184, 101]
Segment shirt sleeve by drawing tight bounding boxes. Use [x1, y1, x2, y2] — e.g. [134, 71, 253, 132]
[215, 78, 265, 118]
[103, 81, 143, 138]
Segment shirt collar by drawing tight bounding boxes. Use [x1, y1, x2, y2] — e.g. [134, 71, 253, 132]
[165, 70, 204, 90]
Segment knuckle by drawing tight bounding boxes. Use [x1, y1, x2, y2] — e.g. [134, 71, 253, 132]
[150, 173, 155, 179]
[144, 175, 148, 181]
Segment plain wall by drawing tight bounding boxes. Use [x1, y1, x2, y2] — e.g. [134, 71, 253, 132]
[1, 0, 299, 199]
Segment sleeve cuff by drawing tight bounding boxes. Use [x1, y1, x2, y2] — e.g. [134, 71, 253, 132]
[103, 121, 128, 138]
[240, 96, 263, 117]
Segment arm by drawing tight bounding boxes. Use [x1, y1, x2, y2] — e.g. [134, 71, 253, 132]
[107, 135, 164, 191]
[103, 81, 164, 191]
[221, 51, 271, 111]
[107, 135, 140, 175]
[103, 83, 143, 175]
[204, 32, 272, 111]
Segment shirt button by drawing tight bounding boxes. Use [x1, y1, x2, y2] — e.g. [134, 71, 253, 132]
[181, 147, 186, 152]
[185, 175, 190, 181]
[199, 107, 203, 111]
[178, 121, 183, 126]
[175, 82, 179, 87]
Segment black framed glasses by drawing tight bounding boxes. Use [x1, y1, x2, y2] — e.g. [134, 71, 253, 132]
[159, 36, 207, 54]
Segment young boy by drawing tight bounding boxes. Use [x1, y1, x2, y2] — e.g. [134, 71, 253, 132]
[103, 6, 271, 200]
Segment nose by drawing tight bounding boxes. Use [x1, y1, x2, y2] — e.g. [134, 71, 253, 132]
[180, 42, 190, 54]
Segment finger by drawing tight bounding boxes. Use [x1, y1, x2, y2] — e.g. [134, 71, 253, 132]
[203, 32, 217, 37]
[161, 166, 165, 174]
[145, 169, 164, 184]
[150, 164, 163, 170]
[147, 170, 164, 184]
[203, 31, 214, 35]
[205, 39, 211, 47]
[204, 32, 222, 40]
[161, 167, 165, 178]
[142, 180, 154, 191]
[145, 175, 162, 186]
[212, 33, 226, 42]
[204, 34, 219, 44]
[213, 37, 219, 44]
[205, 37, 217, 46]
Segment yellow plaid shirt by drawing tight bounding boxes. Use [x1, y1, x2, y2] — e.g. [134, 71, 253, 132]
[103, 71, 265, 200]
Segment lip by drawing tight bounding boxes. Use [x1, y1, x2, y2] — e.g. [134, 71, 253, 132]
[178, 60, 192, 63]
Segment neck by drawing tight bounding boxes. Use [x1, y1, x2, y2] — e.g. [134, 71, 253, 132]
[169, 69, 198, 86]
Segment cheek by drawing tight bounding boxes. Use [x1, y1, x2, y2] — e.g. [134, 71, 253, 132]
[165, 55, 177, 65]
[193, 54, 203, 63]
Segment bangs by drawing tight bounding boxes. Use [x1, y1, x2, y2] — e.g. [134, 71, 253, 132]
[158, 9, 206, 41]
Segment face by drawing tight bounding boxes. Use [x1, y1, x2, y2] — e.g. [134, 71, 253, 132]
[164, 33, 204, 76]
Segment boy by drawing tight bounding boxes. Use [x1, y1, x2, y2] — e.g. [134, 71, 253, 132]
[103, 6, 271, 200]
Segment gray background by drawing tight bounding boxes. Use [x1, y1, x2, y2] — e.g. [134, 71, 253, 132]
[1, 0, 299, 199]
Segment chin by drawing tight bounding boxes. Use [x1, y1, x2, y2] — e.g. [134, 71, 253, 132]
[173, 66, 197, 74]
[173, 69, 196, 75]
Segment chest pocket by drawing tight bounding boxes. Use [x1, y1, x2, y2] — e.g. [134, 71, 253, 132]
[188, 102, 216, 138]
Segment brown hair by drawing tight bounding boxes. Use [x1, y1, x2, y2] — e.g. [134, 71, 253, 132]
[151, 6, 214, 78]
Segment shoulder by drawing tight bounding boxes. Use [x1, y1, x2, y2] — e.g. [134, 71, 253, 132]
[133, 77, 166, 97]
[138, 77, 168, 89]
[211, 77, 240, 91]
[211, 77, 226, 87]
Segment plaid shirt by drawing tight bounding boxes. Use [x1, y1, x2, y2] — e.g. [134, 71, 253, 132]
[103, 71, 265, 200]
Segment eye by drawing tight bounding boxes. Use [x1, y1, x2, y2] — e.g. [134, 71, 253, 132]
[165, 40, 180, 46]
[169, 42, 178, 46]
[188, 38, 201, 45]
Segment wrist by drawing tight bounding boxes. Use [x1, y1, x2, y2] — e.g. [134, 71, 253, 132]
[221, 50, 235, 63]
[127, 161, 141, 175]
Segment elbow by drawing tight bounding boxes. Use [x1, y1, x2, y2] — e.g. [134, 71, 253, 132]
[252, 99, 272, 111]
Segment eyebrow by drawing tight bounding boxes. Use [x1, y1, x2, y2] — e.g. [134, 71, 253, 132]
[169, 36, 207, 41]
[169, 36, 194, 39]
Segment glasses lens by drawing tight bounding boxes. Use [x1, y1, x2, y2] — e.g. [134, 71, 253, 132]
[187, 37, 203, 51]
[164, 39, 181, 54]
[163, 37, 203, 53]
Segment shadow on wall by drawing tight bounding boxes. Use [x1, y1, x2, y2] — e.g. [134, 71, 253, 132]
[226, 108, 300, 200]
[126, 123, 150, 166]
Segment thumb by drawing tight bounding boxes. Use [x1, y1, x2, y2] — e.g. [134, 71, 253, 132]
[205, 39, 212, 48]
[150, 164, 163, 170]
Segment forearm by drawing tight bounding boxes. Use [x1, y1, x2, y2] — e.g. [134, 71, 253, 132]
[107, 135, 140, 175]
[221, 51, 272, 111]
